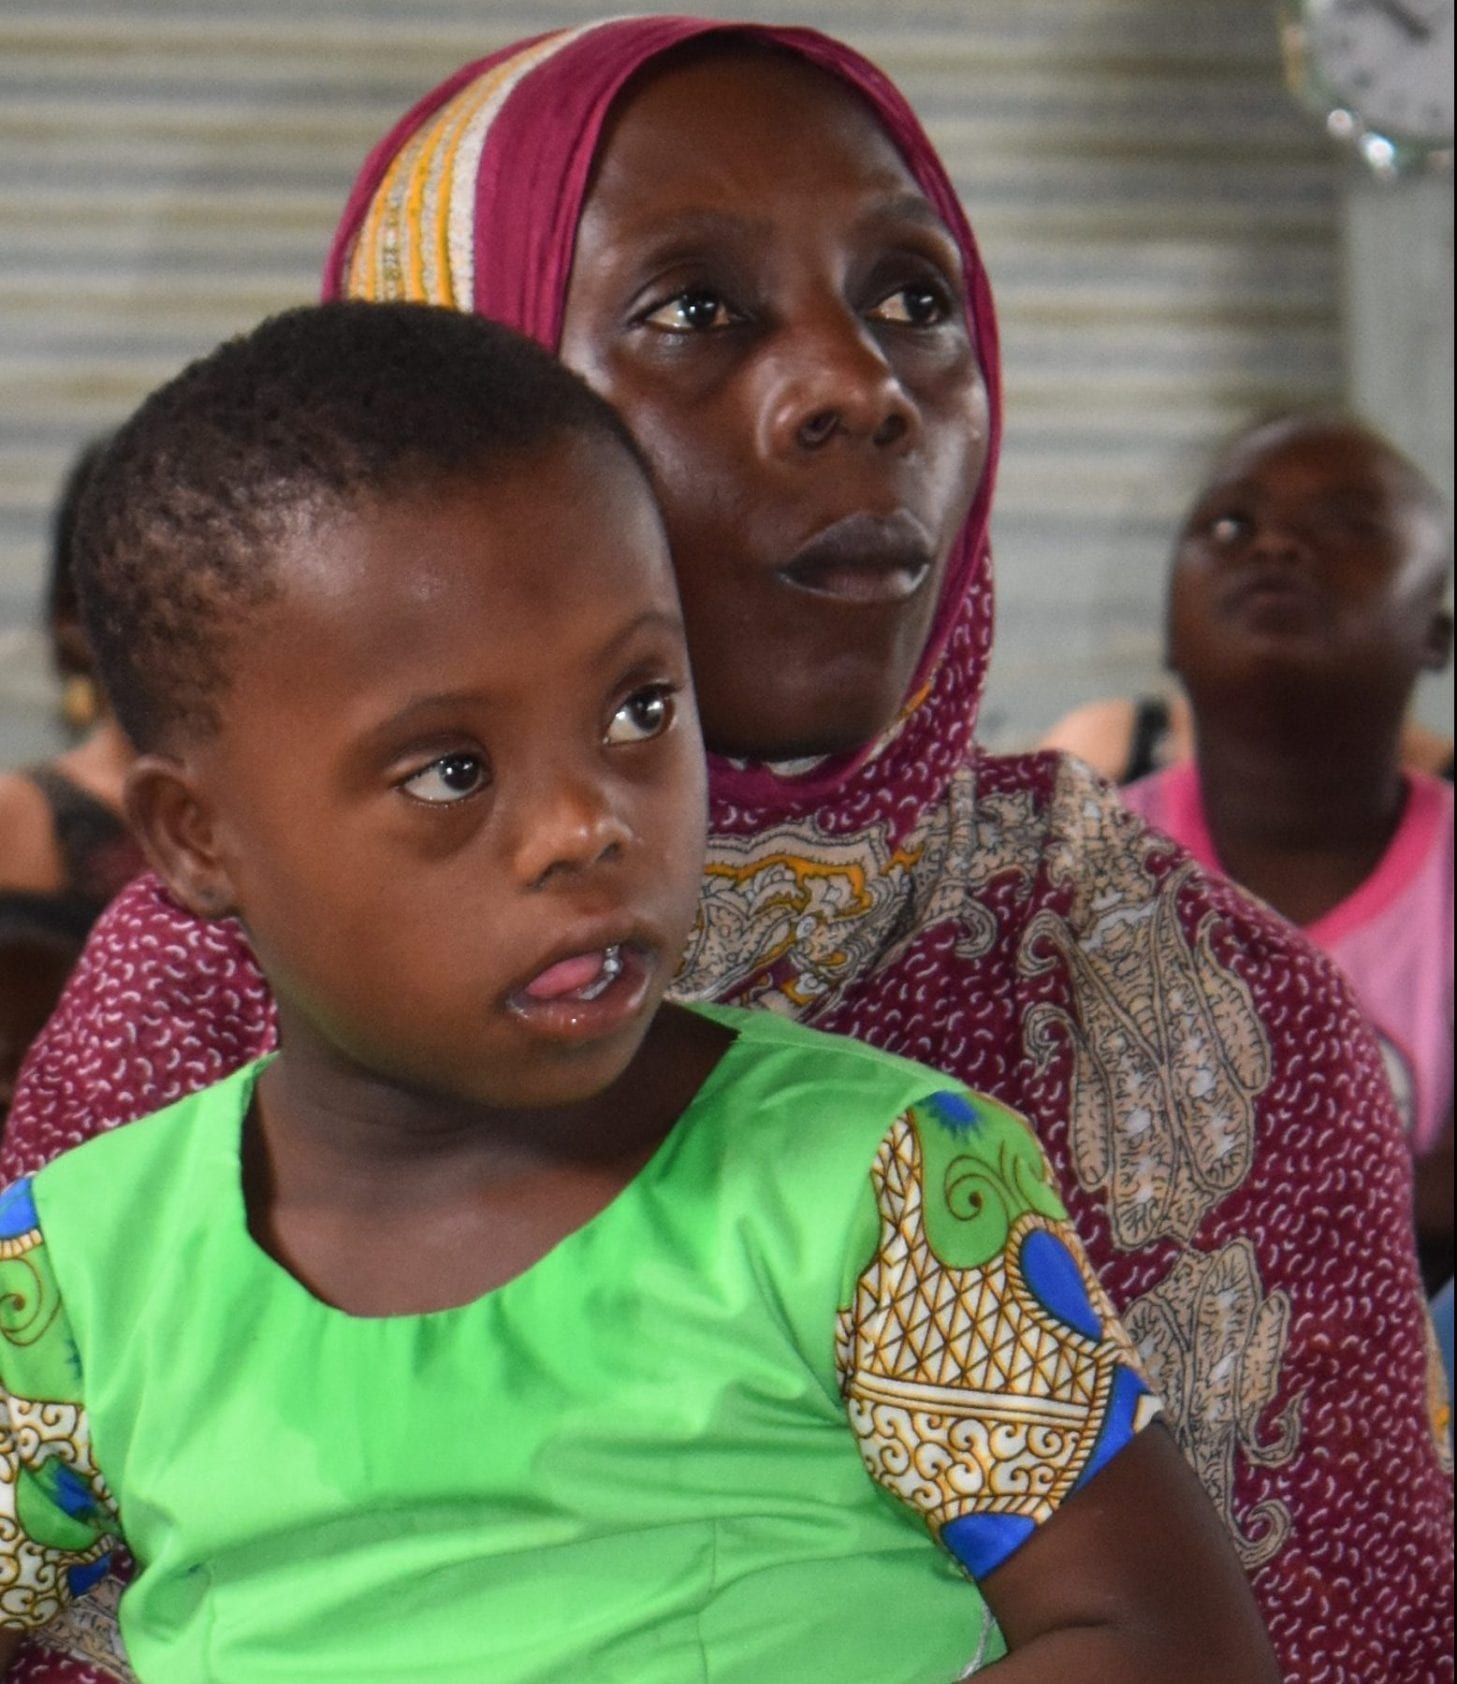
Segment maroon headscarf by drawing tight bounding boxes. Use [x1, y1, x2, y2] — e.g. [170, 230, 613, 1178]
[7, 21, 1451, 1684]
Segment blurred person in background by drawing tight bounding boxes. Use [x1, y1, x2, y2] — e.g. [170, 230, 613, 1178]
[0, 438, 144, 1142]
[1042, 684, 1451, 787]
[0, 438, 144, 917]
[0, 894, 91, 1132]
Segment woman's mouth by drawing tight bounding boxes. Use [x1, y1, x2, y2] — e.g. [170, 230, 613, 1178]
[778, 512, 935, 605]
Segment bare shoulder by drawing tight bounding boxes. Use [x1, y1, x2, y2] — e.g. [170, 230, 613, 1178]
[1401, 718, 1454, 779]
[1037, 696, 1138, 779]
[0, 770, 62, 893]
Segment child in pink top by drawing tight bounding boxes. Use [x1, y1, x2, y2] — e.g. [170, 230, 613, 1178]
[1124, 409, 1453, 1287]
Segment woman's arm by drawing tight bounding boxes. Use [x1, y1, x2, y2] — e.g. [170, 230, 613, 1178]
[979, 1424, 1279, 1681]
[1035, 698, 1137, 782]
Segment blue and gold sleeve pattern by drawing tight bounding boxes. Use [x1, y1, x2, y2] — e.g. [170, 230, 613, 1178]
[835, 1090, 1161, 1581]
[0, 1178, 118, 1629]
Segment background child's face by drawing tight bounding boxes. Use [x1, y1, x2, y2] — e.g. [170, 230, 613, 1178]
[560, 48, 988, 763]
[1167, 422, 1451, 696]
[163, 434, 706, 1112]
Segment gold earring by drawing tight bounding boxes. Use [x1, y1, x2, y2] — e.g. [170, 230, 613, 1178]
[59, 673, 100, 733]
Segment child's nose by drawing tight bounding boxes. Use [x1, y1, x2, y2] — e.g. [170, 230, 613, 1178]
[511, 772, 633, 890]
[756, 307, 921, 463]
[1249, 517, 1310, 563]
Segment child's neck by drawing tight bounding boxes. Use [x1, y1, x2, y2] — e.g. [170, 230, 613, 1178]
[1188, 681, 1409, 927]
[243, 1003, 732, 1318]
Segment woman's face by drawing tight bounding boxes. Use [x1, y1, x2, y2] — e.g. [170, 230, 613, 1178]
[560, 47, 989, 762]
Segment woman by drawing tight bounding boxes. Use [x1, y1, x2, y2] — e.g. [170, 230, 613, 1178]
[5, 20, 1450, 1684]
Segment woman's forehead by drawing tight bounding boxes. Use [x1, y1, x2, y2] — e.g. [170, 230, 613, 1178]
[586, 43, 925, 214]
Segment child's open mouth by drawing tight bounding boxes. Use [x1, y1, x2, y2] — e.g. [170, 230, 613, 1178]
[522, 945, 624, 1003]
[507, 943, 651, 1039]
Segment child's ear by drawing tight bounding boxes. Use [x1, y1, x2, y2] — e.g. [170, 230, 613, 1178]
[123, 755, 238, 920]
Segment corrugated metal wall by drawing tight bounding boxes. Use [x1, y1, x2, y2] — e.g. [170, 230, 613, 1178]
[0, 0, 1351, 763]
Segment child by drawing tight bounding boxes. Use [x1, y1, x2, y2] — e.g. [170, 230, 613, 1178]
[1122, 409, 1453, 1290]
[0, 303, 1277, 1682]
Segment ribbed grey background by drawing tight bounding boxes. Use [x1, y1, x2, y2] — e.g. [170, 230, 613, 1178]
[0, 1, 1441, 766]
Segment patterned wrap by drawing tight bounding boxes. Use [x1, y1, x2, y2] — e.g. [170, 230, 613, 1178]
[5, 18, 1452, 1684]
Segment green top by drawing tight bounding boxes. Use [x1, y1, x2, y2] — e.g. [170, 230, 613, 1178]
[0, 1004, 1157, 1682]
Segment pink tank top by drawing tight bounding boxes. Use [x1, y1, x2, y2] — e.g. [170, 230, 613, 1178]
[1123, 765, 1453, 1156]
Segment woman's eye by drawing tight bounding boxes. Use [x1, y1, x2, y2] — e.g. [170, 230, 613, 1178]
[401, 751, 489, 805]
[641, 289, 737, 333]
[606, 687, 675, 745]
[869, 282, 949, 327]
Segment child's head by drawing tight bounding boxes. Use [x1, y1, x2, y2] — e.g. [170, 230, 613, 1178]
[1167, 409, 1452, 716]
[76, 301, 707, 1112]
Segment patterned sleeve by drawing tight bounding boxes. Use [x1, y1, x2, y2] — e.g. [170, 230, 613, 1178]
[835, 1087, 1161, 1581]
[0, 1180, 119, 1633]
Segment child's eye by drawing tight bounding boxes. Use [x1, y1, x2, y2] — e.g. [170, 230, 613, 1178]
[605, 686, 675, 745]
[1309, 509, 1387, 546]
[868, 281, 950, 327]
[640, 289, 739, 333]
[1206, 513, 1252, 547]
[401, 751, 489, 805]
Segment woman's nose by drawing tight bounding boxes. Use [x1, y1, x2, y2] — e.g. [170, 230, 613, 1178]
[510, 771, 633, 890]
[758, 309, 922, 461]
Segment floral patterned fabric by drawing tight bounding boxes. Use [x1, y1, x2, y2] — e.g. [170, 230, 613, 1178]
[5, 19, 1452, 1683]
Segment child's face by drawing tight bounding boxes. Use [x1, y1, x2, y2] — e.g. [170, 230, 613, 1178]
[1168, 421, 1451, 693]
[560, 47, 988, 762]
[161, 435, 706, 1113]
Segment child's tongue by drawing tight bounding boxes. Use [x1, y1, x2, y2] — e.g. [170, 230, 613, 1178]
[524, 951, 607, 1001]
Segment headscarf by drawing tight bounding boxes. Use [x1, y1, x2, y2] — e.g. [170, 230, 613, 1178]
[6, 21, 1450, 1684]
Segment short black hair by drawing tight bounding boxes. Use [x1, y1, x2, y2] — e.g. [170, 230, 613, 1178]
[74, 301, 652, 750]
[45, 434, 111, 681]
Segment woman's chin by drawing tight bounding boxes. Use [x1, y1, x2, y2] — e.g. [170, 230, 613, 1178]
[700, 624, 942, 766]
[701, 707, 891, 767]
